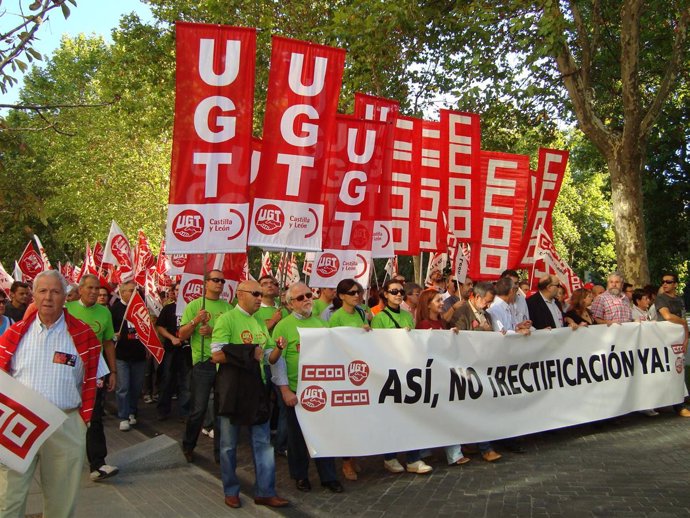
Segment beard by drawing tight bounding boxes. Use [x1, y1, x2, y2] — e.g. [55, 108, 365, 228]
[609, 288, 621, 296]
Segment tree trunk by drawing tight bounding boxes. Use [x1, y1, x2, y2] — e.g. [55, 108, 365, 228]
[605, 143, 650, 286]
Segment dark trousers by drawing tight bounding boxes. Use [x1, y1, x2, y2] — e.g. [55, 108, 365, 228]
[286, 406, 337, 482]
[157, 346, 192, 418]
[86, 383, 107, 471]
[182, 360, 216, 453]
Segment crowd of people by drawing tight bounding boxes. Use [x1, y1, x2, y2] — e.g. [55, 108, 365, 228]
[0, 266, 688, 515]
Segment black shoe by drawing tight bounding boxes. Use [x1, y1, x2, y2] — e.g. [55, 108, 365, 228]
[321, 480, 344, 493]
[183, 449, 194, 463]
[296, 479, 311, 492]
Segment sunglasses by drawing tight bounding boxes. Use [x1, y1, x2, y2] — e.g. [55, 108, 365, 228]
[207, 277, 226, 284]
[238, 290, 262, 297]
[293, 292, 313, 302]
[662, 280, 676, 285]
[343, 289, 362, 296]
[387, 289, 405, 296]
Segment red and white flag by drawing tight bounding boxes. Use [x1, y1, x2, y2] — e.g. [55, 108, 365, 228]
[259, 252, 273, 278]
[440, 109, 482, 243]
[156, 240, 171, 277]
[418, 120, 448, 252]
[176, 253, 246, 315]
[452, 242, 471, 284]
[93, 242, 104, 270]
[17, 241, 44, 281]
[383, 256, 398, 279]
[468, 151, 530, 280]
[168, 254, 188, 277]
[103, 221, 134, 273]
[0, 370, 68, 474]
[248, 36, 346, 251]
[532, 226, 583, 296]
[310, 115, 387, 288]
[302, 252, 314, 276]
[32, 235, 52, 270]
[285, 254, 301, 287]
[424, 252, 448, 287]
[167, 22, 256, 254]
[133, 231, 156, 288]
[0, 261, 14, 296]
[519, 148, 568, 267]
[12, 262, 23, 282]
[144, 271, 163, 317]
[125, 290, 164, 364]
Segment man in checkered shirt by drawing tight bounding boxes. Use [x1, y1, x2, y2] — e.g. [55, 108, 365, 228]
[591, 271, 633, 324]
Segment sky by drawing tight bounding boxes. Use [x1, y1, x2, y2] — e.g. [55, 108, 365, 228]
[1, 0, 154, 108]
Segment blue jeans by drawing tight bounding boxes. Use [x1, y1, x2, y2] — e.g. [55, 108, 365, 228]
[218, 416, 276, 497]
[182, 359, 216, 452]
[116, 359, 146, 419]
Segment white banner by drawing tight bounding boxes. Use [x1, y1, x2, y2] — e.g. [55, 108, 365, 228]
[0, 370, 68, 473]
[309, 250, 371, 289]
[296, 322, 686, 457]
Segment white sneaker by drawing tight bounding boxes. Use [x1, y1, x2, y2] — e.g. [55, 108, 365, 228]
[383, 458, 405, 473]
[143, 395, 153, 404]
[119, 420, 131, 431]
[128, 414, 137, 425]
[201, 427, 214, 439]
[90, 464, 119, 482]
[406, 460, 433, 474]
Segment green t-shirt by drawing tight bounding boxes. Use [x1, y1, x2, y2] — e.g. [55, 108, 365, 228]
[254, 304, 290, 329]
[329, 307, 367, 328]
[65, 300, 115, 346]
[312, 299, 330, 321]
[371, 307, 415, 329]
[212, 306, 274, 383]
[182, 297, 233, 364]
[272, 313, 325, 391]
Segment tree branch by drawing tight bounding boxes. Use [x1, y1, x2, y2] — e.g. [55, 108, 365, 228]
[639, 6, 690, 138]
[0, 97, 120, 110]
[568, 0, 591, 91]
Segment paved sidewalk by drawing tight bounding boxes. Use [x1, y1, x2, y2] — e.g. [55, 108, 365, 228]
[23, 397, 690, 517]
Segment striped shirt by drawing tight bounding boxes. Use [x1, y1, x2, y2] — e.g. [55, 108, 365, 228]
[9, 313, 108, 411]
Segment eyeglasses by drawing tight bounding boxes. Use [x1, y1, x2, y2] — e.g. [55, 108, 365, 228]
[549, 284, 561, 288]
[387, 289, 405, 296]
[0, 300, 6, 305]
[343, 289, 362, 296]
[238, 290, 262, 297]
[662, 280, 677, 285]
[207, 277, 226, 284]
[293, 292, 313, 302]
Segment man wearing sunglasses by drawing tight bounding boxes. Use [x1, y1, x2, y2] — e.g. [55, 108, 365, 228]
[655, 273, 690, 417]
[271, 282, 344, 494]
[590, 271, 633, 325]
[178, 270, 232, 463]
[210, 280, 289, 509]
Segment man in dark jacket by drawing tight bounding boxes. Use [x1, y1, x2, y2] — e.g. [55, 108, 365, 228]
[526, 275, 565, 330]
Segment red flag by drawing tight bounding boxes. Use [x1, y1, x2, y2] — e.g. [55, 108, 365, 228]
[532, 227, 582, 296]
[468, 151, 530, 279]
[440, 109, 481, 243]
[93, 242, 104, 269]
[17, 241, 44, 281]
[310, 115, 386, 288]
[134, 231, 155, 288]
[390, 115, 423, 255]
[285, 253, 300, 287]
[156, 240, 171, 276]
[167, 23, 256, 254]
[248, 36, 346, 251]
[418, 120, 447, 252]
[354, 93, 399, 259]
[125, 291, 164, 364]
[518, 148, 569, 268]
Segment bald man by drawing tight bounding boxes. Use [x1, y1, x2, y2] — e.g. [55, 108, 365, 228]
[210, 280, 288, 509]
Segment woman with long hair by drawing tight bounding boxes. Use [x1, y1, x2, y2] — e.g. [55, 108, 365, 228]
[564, 288, 595, 327]
[371, 279, 432, 474]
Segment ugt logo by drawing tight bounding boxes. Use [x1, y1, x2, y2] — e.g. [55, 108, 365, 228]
[173, 210, 204, 242]
[254, 204, 284, 235]
[316, 253, 339, 278]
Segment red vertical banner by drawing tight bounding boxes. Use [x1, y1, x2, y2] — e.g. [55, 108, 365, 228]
[310, 115, 387, 288]
[440, 109, 481, 243]
[468, 151, 530, 279]
[248, 36, 346, 251]
[518, 148, 569, 268]
[353, 93, 399, 259]
[418, 120, 447, 252]
[167, 22, 256, 254]
[391, 115, 422, 255]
